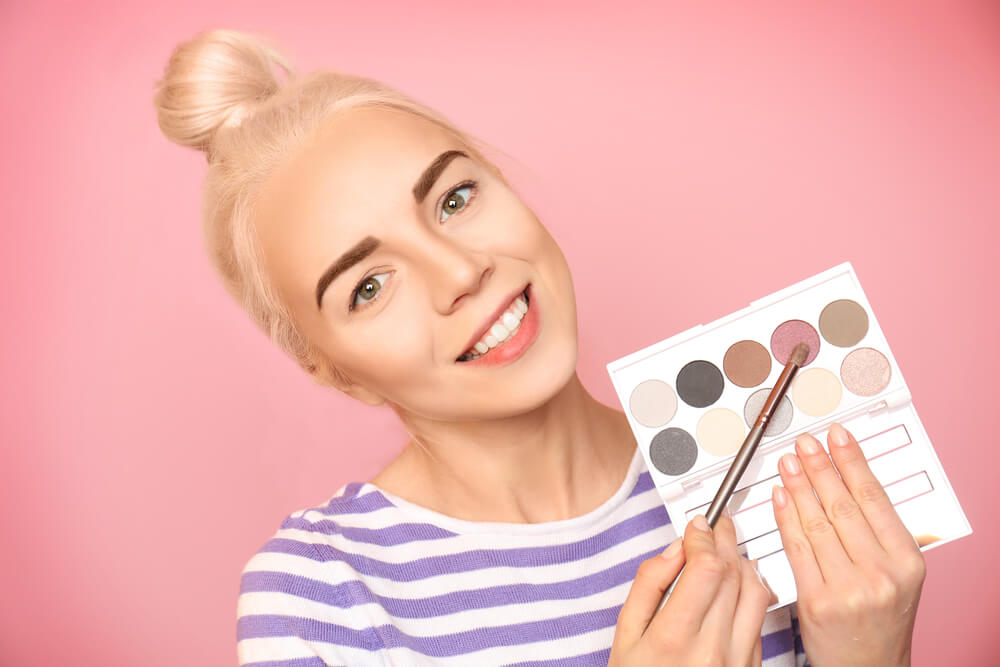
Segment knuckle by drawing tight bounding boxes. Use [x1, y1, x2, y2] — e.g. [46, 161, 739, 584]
[870, 575, 899, 608]
[804, 515, 833, 537]
[902, 551, 927, 584]
[690, 552, 727, 578]
[830, 495, 861, 521]
[785, 536, 814, 560]
[857, 480, 888, 504]
[802, 594, 834, 622]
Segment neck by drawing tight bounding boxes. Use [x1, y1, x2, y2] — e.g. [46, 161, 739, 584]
[371, 374, 638, 523]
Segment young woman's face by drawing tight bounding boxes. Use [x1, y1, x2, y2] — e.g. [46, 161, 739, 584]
[253, 106, 578, 421]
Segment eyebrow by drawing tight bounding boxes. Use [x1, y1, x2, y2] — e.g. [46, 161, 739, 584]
[315, 149, 470, 310]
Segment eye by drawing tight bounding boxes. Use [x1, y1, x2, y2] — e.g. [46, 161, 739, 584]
[350, 272, 391, 311]
[438, 181, 477, 223]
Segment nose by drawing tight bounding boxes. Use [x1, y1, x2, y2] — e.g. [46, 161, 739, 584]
[413, 232, 494, 314]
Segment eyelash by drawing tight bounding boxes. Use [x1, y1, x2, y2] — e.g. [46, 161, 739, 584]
[347, 179, 480, 312]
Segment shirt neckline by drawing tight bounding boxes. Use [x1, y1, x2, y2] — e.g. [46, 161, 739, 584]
[355, 446, 644, 536]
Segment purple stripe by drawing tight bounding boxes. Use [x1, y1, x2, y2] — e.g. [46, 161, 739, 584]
[341, 482, 363, 498]
[238, 608, 795, 658]
[239, 658, 329, 667]
[312, 490, 395, 516]
[503, 648, 610, 666]
[627, 471, 654, 498]
[261, 505, 670, 581]
[241, 547, 667, 616]
[280, 516, 457, 545]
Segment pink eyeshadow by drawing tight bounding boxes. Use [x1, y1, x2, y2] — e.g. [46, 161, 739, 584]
[770, 319, 820, 366]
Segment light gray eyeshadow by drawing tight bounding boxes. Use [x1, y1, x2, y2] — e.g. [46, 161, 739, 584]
[649, 427, 699, 476]
[744, 388, 794, 436]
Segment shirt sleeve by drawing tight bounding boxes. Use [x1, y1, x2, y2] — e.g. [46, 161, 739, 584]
[236, 530, 389, 667]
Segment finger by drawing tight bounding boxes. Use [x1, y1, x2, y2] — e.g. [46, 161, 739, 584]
[698, 514, 743, 634]
[794, 431, 885, 563]
[729, 557, 770, 664]
[648, 515, 726, 638]
[751, 636, 762, 667]
[826, 422, 922, 556]
[778, 447, 853, 581]
[615, 539, 686, 646]
[771, 484, 823, 597]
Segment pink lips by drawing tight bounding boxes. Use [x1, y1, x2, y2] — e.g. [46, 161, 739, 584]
[457, 284, 540, 368]
[457, 284, 530, 360]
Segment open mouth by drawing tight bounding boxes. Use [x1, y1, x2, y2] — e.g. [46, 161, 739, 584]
[456, 287, 531, 363]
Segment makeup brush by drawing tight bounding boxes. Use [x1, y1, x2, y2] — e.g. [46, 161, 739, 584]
[652, 342, 810, 616]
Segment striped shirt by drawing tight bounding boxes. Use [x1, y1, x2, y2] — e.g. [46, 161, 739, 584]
[237, 447, 808, 666]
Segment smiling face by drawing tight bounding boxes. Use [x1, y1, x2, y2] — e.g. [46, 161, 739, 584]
[252, 105, 579, 421]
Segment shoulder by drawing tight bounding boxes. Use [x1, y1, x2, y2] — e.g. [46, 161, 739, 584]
[236, 483, 407, 666]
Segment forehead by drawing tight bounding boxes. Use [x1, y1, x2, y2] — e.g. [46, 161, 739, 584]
[253, 106, 465, 307]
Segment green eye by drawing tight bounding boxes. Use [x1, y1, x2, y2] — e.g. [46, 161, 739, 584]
[440, 182, 476, 222]
[351, 272, 391, 310]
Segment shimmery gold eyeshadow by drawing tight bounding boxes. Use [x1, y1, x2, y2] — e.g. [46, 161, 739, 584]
[696, 408, 746, 456]
[819, 299, 869, 347]
[723, 340, 772, 388]
[790, 367, 842, 416]
[629, 379, 678, 428]
[841, 347, 891, 396]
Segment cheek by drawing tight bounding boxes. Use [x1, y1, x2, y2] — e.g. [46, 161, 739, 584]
[333, 309, 437, 394]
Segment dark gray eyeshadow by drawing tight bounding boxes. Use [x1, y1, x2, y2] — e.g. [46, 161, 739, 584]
[676, 360, 725, 408]
[649, 427, 699, 476]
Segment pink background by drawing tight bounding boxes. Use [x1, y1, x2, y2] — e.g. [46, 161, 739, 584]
[2, 1, 996, 664]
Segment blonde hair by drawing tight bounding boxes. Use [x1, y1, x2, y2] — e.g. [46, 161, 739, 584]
[152, 28, 510, 387]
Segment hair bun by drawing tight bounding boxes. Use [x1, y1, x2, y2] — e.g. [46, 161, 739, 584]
[152, 28, 294, 160]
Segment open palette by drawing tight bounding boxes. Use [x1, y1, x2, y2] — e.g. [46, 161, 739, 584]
[607, 262, 971, 609]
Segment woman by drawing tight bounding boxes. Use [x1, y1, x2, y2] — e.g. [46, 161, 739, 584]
[153, 29, 926, 666]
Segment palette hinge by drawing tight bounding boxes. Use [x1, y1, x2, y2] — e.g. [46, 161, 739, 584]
[867, 387, 912, 415]
[658, 482, 689, 502]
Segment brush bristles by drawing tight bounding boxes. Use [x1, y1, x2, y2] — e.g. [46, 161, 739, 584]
[790, 343, 809, 366]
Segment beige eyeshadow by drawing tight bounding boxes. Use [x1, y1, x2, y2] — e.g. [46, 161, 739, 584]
[696, 408, 747, 456]
[629, 379, 678, 428]
[790, 367, 843, 416]
[723, 340, 772, 388]
[841, 347, 891, 396]
[819, 299, 869, 347]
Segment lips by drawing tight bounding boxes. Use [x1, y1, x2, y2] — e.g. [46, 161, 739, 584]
[456, 284, 530, 362]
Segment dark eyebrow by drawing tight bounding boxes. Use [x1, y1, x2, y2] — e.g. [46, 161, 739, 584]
[412, 149, 469, 203]
[315, 235, 381, 309]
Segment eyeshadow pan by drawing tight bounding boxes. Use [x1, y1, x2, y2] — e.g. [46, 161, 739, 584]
[628, 379, 678, 428]
[676, 360, 725, 408]
[819, 299, 869, 347]
[649, 427, 698, 475]
[841, 347, 891, 396]
[696, 408, 746, 456]
[723, 340, 772, 388]
[770, 320, 820, 366]
[790, 367, 842, 416]
[743, 388, 794, 436]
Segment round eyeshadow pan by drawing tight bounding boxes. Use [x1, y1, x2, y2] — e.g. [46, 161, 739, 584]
[649, 427, 699, 476]
[628, 379, 678, 428]
[819, 299, 869, 347]
[841, 347, 892, 396]
[723, 340, 772, 388]
[676, 360, 725, 408]
[743, 388, 794, 436]
[696, 408, 746, 456]
[770, 320, 821, 366]
[790, 367, 843, 416]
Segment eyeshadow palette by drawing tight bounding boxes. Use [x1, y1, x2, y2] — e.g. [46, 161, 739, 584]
[607, 262, 971, 609]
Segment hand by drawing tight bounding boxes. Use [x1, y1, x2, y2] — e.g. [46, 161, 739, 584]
[772, 422, 926, 667]
[609, 512, 775, 667]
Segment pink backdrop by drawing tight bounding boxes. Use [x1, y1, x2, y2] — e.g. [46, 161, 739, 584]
[2, 1, 996, 664]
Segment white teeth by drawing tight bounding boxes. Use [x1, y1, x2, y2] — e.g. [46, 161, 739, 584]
[490, 322, 510, 341]
[458, 289, 531, 360]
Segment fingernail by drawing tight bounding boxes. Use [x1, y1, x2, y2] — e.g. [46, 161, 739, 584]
[691, 514, 710, 532]
[830, 422, 850, 447]
[661, 539, 683, 559]
[797, 434, 821, 456]
[780, 453, 801, 475]
[721, 505, 732, 519]
[772, 485, 788, 508]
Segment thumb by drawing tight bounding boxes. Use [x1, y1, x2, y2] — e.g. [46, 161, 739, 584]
[614, 539, 686, 647]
